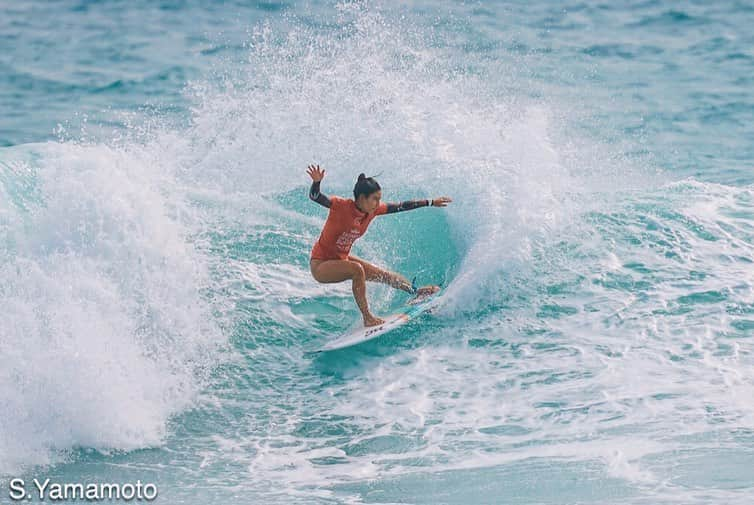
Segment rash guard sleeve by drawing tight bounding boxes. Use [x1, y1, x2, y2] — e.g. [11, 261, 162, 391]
[384, 199, 430, 214]
[309, 181, 331, 208]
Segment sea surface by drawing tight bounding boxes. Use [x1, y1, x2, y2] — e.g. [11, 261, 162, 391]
[1, 1, 754, 503]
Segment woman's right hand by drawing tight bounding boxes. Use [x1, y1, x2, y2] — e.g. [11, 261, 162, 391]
[306, 164, 325, 182]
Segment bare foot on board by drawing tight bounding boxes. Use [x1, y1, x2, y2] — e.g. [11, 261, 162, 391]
[364, 314, 385, 327]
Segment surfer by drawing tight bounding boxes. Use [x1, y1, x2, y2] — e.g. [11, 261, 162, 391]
[307, 164, 452, 327]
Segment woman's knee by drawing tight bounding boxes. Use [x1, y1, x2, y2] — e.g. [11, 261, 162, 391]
[348, 257, 385, 281]
[349, 261, 366, 281]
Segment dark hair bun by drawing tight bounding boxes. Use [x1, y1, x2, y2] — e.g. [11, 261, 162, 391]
[353, 172, 381, 199]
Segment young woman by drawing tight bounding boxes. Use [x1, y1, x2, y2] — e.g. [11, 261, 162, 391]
[307, 164, 452, 327]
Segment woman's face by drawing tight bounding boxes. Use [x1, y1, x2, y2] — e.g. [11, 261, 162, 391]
[357, 190, 382, 213]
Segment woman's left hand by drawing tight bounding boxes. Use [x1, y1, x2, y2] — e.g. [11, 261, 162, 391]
[432, 196, 453, 207]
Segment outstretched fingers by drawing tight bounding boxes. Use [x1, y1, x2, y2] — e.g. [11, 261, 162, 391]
[307, 164, 325, 181]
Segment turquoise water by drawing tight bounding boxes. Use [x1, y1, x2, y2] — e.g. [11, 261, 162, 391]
[2, 1, 754, 503]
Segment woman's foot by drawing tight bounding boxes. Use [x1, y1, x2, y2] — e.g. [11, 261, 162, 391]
[407, 285, 441, 305]
[416, 285, 440, 296]
[364, 314, 385, 327]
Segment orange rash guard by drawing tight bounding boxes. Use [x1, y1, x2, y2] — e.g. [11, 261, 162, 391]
[311, 195, 388, 260]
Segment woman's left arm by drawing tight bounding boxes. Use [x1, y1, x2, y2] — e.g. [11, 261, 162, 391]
[384, 196, 452, 214]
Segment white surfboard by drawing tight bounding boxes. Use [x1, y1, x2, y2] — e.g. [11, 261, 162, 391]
[317, 289, 442, 352]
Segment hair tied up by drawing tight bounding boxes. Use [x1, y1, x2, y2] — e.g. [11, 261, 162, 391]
[353, 172, 381, 200]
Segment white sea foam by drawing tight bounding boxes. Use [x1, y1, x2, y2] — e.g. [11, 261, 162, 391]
[0, 141, 224, 473]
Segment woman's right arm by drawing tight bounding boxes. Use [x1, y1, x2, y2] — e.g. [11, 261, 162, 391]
[309, 180, 331, 208]
[307, 164, 331, 208]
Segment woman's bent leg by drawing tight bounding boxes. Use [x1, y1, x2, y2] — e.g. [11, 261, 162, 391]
[310, 259, 384, 326]
[346, 256, 441, 297]
[346, 255, 414, 293]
